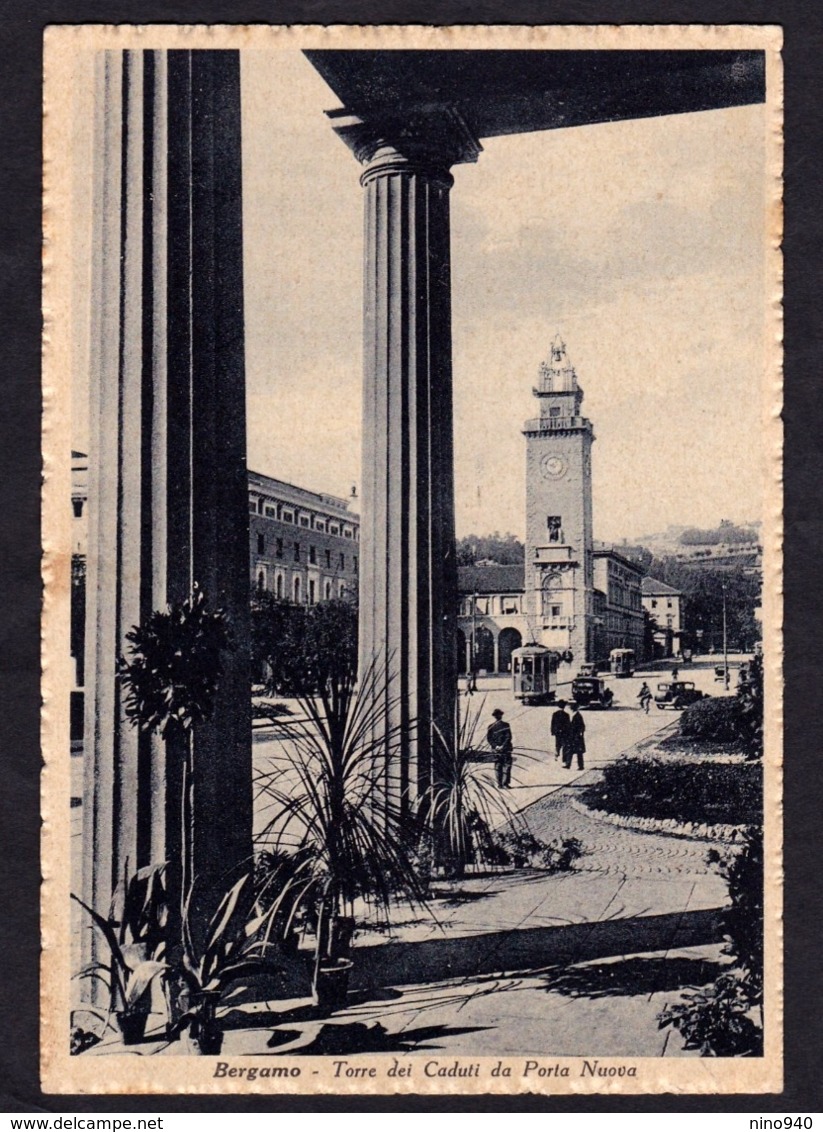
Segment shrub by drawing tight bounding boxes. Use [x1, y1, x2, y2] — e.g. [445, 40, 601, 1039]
[658, 826, 763, 1056]
[581, 758, 762, 827]
[680, 697, 743, 743]
[475, 828, 583, 873]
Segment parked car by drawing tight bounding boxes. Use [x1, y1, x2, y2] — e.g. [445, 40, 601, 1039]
[571, 676, 614, 709]
[653, 681, 705, 710]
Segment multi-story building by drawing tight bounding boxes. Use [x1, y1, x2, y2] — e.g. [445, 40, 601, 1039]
[247, 470, 359, 605]
[641, 576, 683, 657]
[592, 548, 645, 661]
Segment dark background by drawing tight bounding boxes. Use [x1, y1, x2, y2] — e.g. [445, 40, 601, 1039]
[1, 0, 818, 1115]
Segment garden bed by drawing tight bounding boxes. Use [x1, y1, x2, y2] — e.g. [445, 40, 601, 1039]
[580, 757, 762, 828]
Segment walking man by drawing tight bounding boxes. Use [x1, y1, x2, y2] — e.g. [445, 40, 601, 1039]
[550, 699, 570, 760]
[487, 708, 514, 789]
[563, 701, 586, 771]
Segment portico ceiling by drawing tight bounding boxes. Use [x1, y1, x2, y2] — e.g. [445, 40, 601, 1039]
[304, 50, 765, 142]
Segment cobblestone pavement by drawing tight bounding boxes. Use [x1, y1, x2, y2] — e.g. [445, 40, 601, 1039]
[517, 772, 718, 879]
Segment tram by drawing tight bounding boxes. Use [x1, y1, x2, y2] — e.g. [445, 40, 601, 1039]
[512, 643, 558, 705]
[609, 648, 636, 677]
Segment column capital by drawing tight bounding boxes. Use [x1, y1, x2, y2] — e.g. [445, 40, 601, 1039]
[328, 105, 482, 185]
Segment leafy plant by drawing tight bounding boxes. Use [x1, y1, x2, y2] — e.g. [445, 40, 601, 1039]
[72, 863, 169, 1041]
[658, 971, 763, 1057]
[176, 872, 287, 1054]
[251, 596, 357, 700]
[255, 657, 427, 1004]
[117, 586, 231, 929]
[707, 826, 764, 995]
[680, 697, 744, 743]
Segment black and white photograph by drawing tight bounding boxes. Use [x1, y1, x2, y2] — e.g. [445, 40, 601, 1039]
[40, 23, 782, 1096]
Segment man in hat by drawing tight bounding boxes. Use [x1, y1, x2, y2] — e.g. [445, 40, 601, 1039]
[563, 701, 587, 770]
[550, 699, 570, 760]
[487, 708, 514, 789]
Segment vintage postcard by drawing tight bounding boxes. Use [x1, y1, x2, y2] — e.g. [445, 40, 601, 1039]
[41, 24, 783, 1096]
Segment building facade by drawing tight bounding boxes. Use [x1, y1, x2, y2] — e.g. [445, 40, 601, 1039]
[456, 564, 528, 674]
[247, 471, 359, 605]
[523, 337, 595, 666]
[641, 575, 683, 657]
[592, 548, 645, 661]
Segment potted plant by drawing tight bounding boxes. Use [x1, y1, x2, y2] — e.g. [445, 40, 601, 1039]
[175, 872, 289, 1055]
[256, 638, 427, 1008]
[72, 862, 169, 1044]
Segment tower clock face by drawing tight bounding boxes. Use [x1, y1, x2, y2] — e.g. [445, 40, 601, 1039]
[540, 453, 567, 480]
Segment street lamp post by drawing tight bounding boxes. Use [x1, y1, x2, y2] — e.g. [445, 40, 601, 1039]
[722, 579, 730, 691]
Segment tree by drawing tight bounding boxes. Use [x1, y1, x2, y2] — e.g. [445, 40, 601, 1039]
[456, 532, 524, 566]
[251, 595, 358, 700]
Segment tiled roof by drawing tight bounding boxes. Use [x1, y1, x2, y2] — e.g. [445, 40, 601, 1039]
[641, 576, 681, 596]
[458, 564, 526, 595]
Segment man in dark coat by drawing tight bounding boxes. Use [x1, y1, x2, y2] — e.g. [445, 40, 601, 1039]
[550, 699, 570, 760]
[487, 708, 514, 789]
[563, 701, 586, 770]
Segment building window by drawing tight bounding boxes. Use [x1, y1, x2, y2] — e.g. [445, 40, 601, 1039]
[651, 599, 658, 609]
[667, 600, 673, 609]
[248, 501, 257, 513]
[339, 552, 345, 570]
[300, 516, 309, 528]
[257, 571, 265, 592]
[324, 580, 331, 601]
[547, 516, 562, 543]
[309, 579, 316, 605]
[309, 545, 316, 565]
[72, 499, 84, 518]
[283, 511, 293, 523]
[344, 528, 352, 538]
[294, 576, 301, 603]
[550, 604, 562, 618]
[257, 533, 265, 555]
[265, 506, 275, 517]
[294, 542, 300, 562]
[325, 549, 331, 568]
[549, 406, 561, 418]
[330, 524, 339, 535]
[339, 581, 345, 598]
[276, 537, 283, 558]
[276, 573, 283, 599]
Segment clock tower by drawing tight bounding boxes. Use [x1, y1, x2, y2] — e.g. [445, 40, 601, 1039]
[523, 336, 595, 665]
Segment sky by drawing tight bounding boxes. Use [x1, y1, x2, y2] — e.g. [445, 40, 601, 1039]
[73, 49, 768, 545]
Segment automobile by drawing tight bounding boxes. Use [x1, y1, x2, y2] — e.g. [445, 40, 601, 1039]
[653, 681, 706, 709]
[576, 663, 599, 678]
[571, 676, 614, 709]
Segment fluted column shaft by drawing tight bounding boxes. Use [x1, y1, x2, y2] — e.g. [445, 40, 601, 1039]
[82, 49, 252, 982]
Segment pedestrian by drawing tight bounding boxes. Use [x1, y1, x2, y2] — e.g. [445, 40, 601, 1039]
[671, 664, 680, 681]
[487, 708, 514, 789]
[563, 701, 586, 771]
[638, 681, 652, 714]
[550, 699, 570, 760]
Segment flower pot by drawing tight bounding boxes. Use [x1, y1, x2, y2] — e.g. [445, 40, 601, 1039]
[313, 958, 353, 1008]
[116, 1011, 149, 1045]
[191, 1023, 223, 1056]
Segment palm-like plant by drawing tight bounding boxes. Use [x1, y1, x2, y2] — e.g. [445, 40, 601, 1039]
[117, 585, 230, 928]
[255, 657, 428, 1005]
[425, 696, 517, 878]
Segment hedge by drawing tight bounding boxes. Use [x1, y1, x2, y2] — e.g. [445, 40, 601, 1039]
[581, 757, 762, 827]
[679, 696, 743, 743]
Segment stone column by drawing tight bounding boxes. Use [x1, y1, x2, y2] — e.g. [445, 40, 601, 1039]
[331, 110, 481, 810]
[82, 49, 252, 981]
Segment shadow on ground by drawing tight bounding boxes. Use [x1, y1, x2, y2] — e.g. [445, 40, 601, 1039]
[539, 955, 726, 999]
[266, 1021, 491, 1055]
[351, 907, 725, 991]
